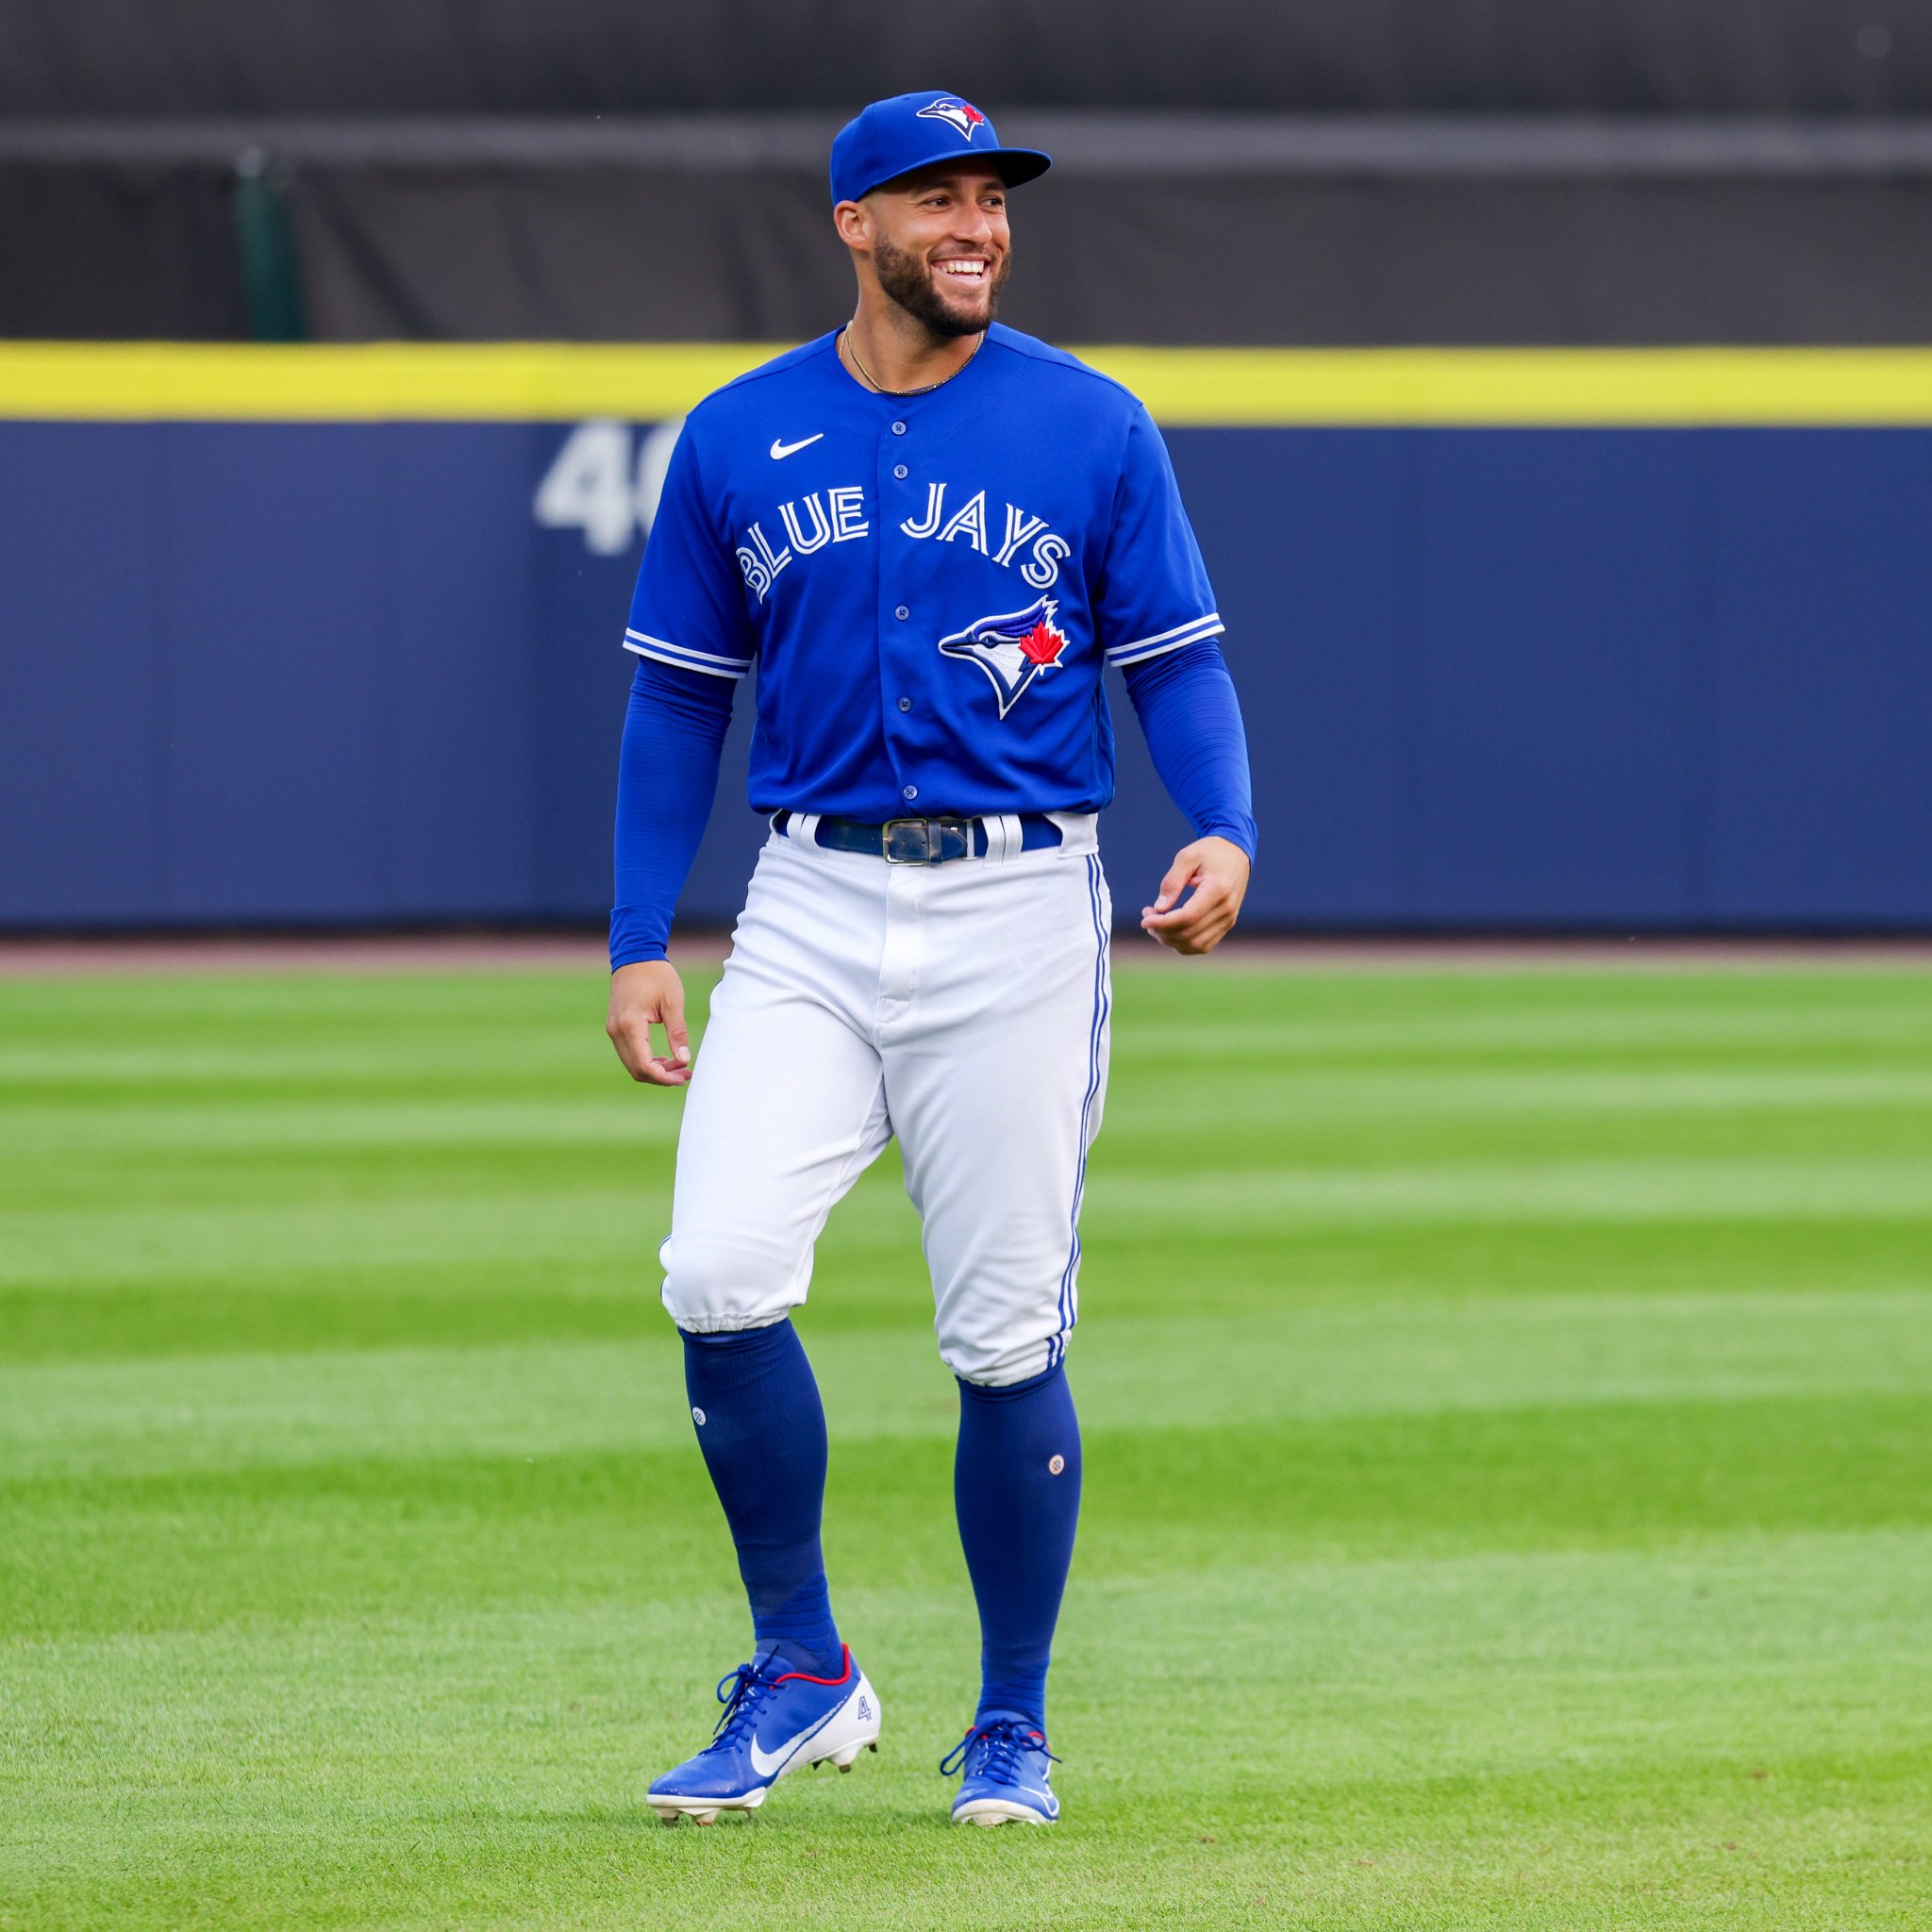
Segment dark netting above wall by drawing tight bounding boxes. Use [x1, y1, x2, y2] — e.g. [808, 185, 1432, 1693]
[0, 0, 1926, 116]
[288, 167, 1932, 347]
[0, 164, 251, 339]
[287, 165, 848, 341]
[227, 118, 1932, 346]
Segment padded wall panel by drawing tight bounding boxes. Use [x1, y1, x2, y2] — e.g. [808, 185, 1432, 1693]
[4, 418, 1927, 931]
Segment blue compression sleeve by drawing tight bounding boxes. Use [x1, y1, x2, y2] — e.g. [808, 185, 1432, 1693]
[609, 656, 735, 970]
[1120, 638, 1258, 858]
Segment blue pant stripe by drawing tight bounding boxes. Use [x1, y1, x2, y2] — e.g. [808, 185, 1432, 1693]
[1052, 854, 1109, 1367]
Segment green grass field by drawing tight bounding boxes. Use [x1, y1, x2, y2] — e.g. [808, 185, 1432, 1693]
[4, 958, 1930, 1929]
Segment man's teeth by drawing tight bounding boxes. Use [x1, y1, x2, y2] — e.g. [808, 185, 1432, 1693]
[938, 260, 987, 277]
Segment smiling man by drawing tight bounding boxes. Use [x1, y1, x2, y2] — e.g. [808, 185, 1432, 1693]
[606, 92, 1257, 1828]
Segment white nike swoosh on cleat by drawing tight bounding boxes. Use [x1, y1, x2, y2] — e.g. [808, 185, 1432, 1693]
[769, 433, 824, 460]
[747, 1720, 824, 1777]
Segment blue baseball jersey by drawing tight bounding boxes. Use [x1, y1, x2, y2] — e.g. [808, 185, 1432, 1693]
[624, 323, 1224, 821]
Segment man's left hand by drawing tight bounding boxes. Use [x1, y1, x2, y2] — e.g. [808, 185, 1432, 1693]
[1141, 836, 1251, 956]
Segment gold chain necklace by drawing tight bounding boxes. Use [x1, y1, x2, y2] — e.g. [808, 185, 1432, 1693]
[841, 325, 982, 398]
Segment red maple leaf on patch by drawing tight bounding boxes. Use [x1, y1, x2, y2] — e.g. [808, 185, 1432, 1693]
[1018, 618, 1066, 665]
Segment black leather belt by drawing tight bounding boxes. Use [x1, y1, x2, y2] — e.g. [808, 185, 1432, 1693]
[773, 810, 1062, 864]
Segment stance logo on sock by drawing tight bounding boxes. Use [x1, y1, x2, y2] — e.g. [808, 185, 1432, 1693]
[691, 1407, 707, 1426]
[1048, 1454, 1065, 1474]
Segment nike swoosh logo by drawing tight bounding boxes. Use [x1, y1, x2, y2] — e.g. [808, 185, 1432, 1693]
[770, 433, 824, 460]
[748, 1721, 822, 1777]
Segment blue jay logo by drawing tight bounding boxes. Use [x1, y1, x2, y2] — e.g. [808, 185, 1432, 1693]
[938, 596, 1069, 718]
[916, 98, 989, 142]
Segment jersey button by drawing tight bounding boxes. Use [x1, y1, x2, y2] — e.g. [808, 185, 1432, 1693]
[897, 696, 912, 711]
[891, 421, 908, 435]
[902, 785, 918, 801]
[892, 464, 908, 479]
[894, 605, 909, 621]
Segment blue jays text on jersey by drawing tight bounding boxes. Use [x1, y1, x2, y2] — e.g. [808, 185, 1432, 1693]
[625, 323, 1224, 823]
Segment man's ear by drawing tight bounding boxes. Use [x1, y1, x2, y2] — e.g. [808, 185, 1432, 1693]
[833, 199, 873, 250]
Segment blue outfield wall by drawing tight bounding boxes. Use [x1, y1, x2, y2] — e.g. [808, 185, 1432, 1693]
[2, 417, 1929, 932]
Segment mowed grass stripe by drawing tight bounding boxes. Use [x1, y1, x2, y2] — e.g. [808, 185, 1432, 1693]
[8, 1216, 1929, 1366]
[0, 1096, 682, 1163]
[8, 1391, 1930, 1640]
[10, 1537, 1929, 1790]
[6, 1290, 1932, 1480]
[8, 1155, 1932, 1290]
[7, 1067, 1931, 1203]
[5, 964, 1930, 1074]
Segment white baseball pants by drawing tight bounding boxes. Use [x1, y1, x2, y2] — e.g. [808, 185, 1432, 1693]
[660, 814, 1112, 1386]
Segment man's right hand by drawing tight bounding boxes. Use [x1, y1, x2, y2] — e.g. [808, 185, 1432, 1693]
[607, 959, 693, 1087]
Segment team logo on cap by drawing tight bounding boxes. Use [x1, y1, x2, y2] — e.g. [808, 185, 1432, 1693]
[938, 595, 1069, 718]
[916, 97, 988, 142]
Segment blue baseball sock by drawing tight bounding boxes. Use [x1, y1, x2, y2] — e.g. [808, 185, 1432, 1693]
[954, 1359, 1083, 1736]
[682, 1320, 843, 1677]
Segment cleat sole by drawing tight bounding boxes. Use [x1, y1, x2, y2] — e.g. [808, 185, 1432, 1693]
[648, 1786, 768, 1825]
[953, 1797, 1056, 1827]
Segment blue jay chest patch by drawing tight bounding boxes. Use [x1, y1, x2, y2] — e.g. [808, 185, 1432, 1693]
[938, 596, 1071, 718]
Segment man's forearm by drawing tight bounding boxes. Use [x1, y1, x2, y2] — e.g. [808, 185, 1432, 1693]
[609, 656, 734, 969]
[1119, 639, 1257, 858]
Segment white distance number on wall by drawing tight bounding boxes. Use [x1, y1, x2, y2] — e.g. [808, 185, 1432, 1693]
[533, 418, 685, 556]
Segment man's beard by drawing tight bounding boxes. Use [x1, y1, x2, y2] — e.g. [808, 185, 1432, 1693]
[874, 234, 1009, 338]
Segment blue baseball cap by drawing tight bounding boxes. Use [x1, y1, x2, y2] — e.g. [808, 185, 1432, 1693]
[829, 92, 1052, 206]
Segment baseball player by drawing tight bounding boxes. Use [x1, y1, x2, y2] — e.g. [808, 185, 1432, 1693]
[606, 92, 1256, 1827]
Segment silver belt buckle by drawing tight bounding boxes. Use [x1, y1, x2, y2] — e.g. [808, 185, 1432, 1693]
[882, 818, 939, 863]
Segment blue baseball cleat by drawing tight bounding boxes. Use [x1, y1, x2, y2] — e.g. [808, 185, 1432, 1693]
[941, 1714, 1062, 1826]
[648, 1644, 881, 1824]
